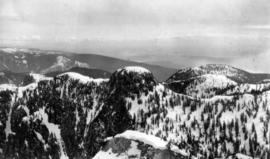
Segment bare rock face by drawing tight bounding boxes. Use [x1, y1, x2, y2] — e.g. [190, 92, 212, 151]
[93, 137, 186, 159]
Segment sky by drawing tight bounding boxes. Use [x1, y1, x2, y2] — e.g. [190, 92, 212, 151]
[0, 0, 270, 72]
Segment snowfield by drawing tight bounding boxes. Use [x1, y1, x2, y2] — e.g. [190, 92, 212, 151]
[58, 72, 109, 84]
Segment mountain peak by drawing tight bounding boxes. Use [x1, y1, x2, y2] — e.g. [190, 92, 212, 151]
[117, 66, 151, 74]
[167, 64, 250, 84]
[109, 66, 156, 96]
[114, 66, 153, 80]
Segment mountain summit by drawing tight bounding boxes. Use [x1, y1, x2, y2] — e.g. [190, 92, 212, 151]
[109, 66, 156, 96]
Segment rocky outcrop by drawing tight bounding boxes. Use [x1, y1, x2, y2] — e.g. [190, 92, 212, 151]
[93, 130, 187, 159]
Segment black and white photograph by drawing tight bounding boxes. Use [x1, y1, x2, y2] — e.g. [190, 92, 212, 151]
[0, 0, 270, 158]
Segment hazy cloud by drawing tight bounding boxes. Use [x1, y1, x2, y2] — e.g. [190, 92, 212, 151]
[0, 0, 270, 72]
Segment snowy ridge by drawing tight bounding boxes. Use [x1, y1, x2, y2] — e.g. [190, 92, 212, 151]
[58, 72, 109, 84]
[197, 64, 242, 77]
[176, 64, 243, 78]
[177, 74, 237, 98]
[167, 64, 270, 98]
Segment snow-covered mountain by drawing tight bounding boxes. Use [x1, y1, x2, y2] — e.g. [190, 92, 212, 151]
[167, 64, 270, 83]
[166, 64, 270, 98]
[0, 47, 175, 81]
[0, 65, 270, 159]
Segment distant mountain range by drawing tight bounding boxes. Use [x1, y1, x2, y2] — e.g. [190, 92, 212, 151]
[0, 47, 176, 81]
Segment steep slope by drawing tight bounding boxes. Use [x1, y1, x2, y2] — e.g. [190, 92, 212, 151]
[0, 47, 175, 81]
[0, 66, 270, 158]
